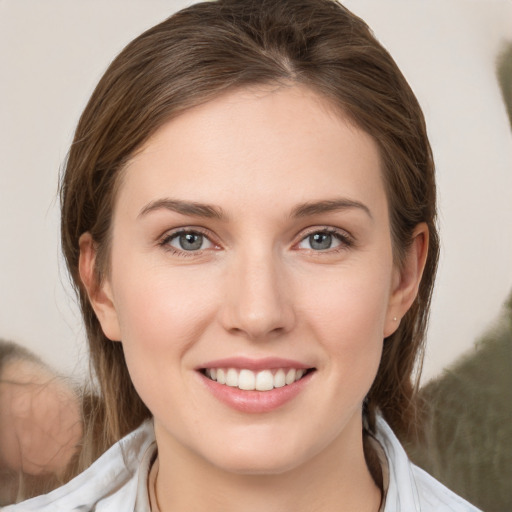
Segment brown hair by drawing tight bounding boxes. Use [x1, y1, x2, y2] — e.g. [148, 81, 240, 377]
[61, 0, 439, 466]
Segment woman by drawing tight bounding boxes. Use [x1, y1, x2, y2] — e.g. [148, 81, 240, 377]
[3, 0, 480, 510]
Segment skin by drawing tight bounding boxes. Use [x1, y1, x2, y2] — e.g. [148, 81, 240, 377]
[80, 85, 428, 512]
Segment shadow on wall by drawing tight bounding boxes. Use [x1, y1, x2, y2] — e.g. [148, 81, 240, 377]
[497, 42, 512, 129]
[407, 41, 512, 512]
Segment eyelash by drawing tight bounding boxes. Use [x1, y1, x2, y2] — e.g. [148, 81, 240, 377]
[158, 228, 218, 257]
[158, 226, 354, 256]
[295, 227, 354, 253]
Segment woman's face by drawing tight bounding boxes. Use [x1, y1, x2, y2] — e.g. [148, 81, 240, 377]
[87, 85, 414, 474]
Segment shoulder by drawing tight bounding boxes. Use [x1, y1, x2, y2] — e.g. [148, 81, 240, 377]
[1, 420, 156, 512]
[374, 416, 482, 512]
[409, 464, 482, 512]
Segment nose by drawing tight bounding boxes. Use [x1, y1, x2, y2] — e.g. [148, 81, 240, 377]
[219, 248, 296, 341]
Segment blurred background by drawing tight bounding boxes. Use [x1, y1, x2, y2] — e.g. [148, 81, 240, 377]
[0, 1, 511, 509]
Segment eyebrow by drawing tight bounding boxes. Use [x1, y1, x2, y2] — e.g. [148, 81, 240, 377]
[138, 199, 225, 220]
[291, 198, 373, 220]
[138, 197, 372, 222]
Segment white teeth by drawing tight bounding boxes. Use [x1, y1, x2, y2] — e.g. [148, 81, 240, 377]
[285, 368, 296, 385]
[226, 368, 238, 387]
[204, 367, 309, 391]
[274, 369, 286, 388]
[238, 369, 255, 390]
[217, 368, 226, 384]
[255, 370, 274, 391]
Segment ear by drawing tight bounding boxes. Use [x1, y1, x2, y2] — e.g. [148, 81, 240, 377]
[78, 233, 121, 342]
[384, 223, 429, 338]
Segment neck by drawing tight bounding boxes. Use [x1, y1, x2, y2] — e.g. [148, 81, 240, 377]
[153, 417, 381, 512]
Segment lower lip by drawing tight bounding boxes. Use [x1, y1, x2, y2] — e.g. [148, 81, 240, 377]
[199, 371, 314, 413]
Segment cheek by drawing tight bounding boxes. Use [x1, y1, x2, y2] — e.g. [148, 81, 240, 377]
[109, 256, 223, 391]
[298, 260, 392, 379]
[109, 260, 222, 413]
[113, 256, 217, 338]
[303, 262, 391, 331]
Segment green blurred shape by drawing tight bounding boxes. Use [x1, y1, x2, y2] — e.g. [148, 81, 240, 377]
[408, 295, 512, 512]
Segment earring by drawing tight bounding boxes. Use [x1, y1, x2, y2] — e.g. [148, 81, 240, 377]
[393, 317, 397, 322]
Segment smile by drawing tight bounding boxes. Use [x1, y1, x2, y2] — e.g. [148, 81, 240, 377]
[203, 368, 311, 391]
[198, 357, 316, 413]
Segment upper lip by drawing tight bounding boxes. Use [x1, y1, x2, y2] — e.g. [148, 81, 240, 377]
[197, 357, 313, 372]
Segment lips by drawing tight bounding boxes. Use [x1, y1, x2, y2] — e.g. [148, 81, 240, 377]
[197, 357, 315, 413]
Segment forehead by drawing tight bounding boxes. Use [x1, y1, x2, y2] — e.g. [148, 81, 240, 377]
[117, 85, 386, 219]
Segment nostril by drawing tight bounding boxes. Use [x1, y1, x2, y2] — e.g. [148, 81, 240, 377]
[226, 325, 287, 341]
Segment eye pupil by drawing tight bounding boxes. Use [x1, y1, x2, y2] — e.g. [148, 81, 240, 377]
[310, 233, 332, 250]
[180, 233, 203, 251]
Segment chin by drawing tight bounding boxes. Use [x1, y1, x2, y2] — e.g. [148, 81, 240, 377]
[202, 434, 314, 476]
[213, 453, 304, 476]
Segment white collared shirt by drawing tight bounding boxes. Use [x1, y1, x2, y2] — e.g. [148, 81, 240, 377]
[1, 417, 481, 512]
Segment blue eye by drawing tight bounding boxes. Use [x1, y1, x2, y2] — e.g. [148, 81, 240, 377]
[297, 230, 349, 251]
[165, 231, 214, 252]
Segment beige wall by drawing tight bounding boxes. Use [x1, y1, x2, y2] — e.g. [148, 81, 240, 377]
[1, 0, 511, 383]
